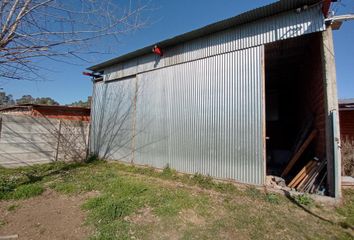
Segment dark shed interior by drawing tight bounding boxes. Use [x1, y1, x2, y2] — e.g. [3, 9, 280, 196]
[265, 33, 327, 191]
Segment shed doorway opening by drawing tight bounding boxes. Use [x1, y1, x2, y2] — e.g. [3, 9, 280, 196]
[264, 33, 327, 194]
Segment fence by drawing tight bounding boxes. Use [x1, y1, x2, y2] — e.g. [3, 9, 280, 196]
[0, 114, 89, 168]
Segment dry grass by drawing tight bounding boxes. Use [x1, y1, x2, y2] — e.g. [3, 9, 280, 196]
[342, 138, 354, 177]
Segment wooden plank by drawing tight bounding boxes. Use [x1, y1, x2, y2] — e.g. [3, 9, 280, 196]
[281, 129, 317, 177]
[297, 162, 319, 190]
[288, 161, 316, 188]
[302, 161, 326, 192]
[288, 160, 315, 187]
[291, 162, 317, 188]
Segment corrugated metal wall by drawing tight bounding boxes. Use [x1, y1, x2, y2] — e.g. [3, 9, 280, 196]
[90, 77, 136, 161]
[104, 5, 325, 81]
[135, 46, 264, 184]
[91, 46, 265, 185]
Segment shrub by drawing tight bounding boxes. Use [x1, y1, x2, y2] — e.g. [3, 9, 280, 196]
[295, 194, 313, 206]
[85, 154, 101, 164]
[0, 174, 27, 199]
[341, 138, 354, 177]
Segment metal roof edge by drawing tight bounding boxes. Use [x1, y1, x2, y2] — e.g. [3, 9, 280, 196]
[339, 98, 354, 105]
[0, 104, 90, 111]
[88, 0, 321, 71]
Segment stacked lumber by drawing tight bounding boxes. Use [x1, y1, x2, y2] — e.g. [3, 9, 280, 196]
[275, 122, 329, 194]
[281, 129, 317, 177]
[288, 158, 327, 193]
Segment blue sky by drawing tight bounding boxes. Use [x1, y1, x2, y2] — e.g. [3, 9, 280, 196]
[1, 0, 353, 104]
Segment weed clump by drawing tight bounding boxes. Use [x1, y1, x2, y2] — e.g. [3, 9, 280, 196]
[161, 164, 177, 179]
[295, 194, 313, 206]
[245, 186, 263, 199]
[10, 184, 44, 200]
[7, 204, 19, 212]
[191, 173, 214, 189]
[265, 193, 280, 204]
[85, 154, 103, 164]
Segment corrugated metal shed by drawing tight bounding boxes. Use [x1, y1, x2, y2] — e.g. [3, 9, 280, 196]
[89, 0, 328, 185]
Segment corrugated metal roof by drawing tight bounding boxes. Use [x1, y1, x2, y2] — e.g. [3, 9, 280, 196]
[339, 98, 354, 105]
[103, 4, 325, 81]
[88, 0, 321, 71]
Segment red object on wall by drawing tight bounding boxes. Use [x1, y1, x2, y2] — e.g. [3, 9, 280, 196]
[152, 45, 163, 56]
[82, 72, 101, 78]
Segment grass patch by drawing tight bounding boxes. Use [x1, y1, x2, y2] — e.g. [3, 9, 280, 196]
[1, 161, 354, 239]
[337, 189, 354, 227]
[191, 173, 214, 189]
[245, 186, 263, 199]
[161, 164, 178, 179]
[9, 184, 44, 200]
[110, 162, 244, 195]
[0, 162, 84, 200]
[265, 193, 280, 204]
[80, 172, 208, 239]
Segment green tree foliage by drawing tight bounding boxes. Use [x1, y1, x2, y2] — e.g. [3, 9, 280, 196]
[15, 95, 35, 105]
[68, 96, 91, 108]
[35, 97, 59, 106]
[15, 95, 59, 105]
[0, 91, 15, 106]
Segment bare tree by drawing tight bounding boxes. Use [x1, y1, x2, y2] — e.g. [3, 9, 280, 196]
[0, 0, 150, 80]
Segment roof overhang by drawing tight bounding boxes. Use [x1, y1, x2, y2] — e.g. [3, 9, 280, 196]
[88, 0, 322, 72]
[325, 14, 354, 30]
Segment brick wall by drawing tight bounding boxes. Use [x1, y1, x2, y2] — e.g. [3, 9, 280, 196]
[32, 108, 90, 121]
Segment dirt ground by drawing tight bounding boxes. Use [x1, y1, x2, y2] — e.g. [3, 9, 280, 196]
[0, 189, 97, 240]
